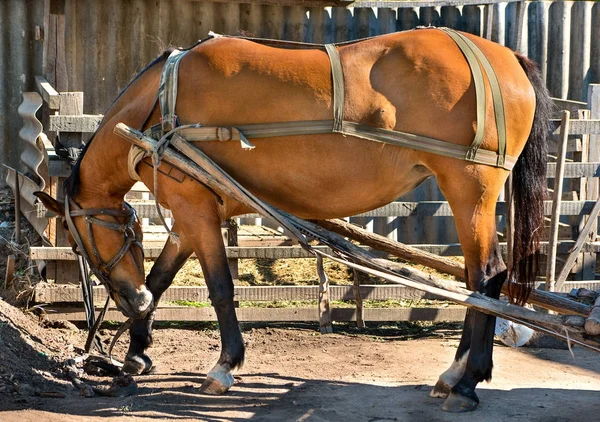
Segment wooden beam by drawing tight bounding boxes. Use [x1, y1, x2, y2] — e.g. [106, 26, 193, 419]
[34, 75, 60, 109]
[42, 305, 467, 323]
[34, 284, 444, 305]
[49, 114, 103, 133]
[28, 241, 600, 262]
[551, 119, 600, 135]
[129, 199, 600, 220]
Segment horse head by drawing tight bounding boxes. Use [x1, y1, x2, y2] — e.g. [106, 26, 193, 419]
[35, 191, 153, 319]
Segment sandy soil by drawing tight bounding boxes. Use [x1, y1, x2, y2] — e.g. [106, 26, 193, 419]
[1, 295, 598, 422]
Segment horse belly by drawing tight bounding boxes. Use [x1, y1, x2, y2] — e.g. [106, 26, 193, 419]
[197, 134, 432, 220]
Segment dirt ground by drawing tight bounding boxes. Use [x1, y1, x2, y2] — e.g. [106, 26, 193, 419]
[1, 294, 599, 422]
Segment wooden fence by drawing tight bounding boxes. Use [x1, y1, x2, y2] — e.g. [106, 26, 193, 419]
[16, 75, 599, 323]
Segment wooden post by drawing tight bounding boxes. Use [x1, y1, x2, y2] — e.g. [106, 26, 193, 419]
[546, 110, 570, 291]
[222, 220, 239, 307]
[14, 172, 22, 245]
[352, 269, 365, 328]
[4, 255, 16, 289]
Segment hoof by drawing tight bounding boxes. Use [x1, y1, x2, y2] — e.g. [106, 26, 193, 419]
[430, 379, 451, 399]
[200, 365, 235, 395]
[122, 354, 153, 375]
[442, 391, 479, 413]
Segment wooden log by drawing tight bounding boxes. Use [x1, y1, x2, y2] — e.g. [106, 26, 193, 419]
[585, 296, 600, 335]
[316, 218, 464, 279]
[546, 110, 570, 291]
[314, 218, 591, 317]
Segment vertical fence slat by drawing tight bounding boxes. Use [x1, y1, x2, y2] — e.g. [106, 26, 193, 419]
[546, 110, 570, 292]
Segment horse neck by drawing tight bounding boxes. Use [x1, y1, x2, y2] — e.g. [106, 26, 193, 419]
[74, 131, 135, 209]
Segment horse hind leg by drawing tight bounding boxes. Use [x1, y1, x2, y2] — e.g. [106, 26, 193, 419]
[431, 166, 508, 412]
[124, 222, 194, 374]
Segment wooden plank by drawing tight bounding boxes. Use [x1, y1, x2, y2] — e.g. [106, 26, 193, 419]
[49, 114, 103, 133]
[28, 241, 600, 262]
[4, 255, 16, 288]
[34, 75, 60, 110]
[42, 306, 467, 323]
[552, 97, 588, 113]
[130, 199, 600, 220]
[34, 284, 443, 305]
[551, 119, 600, 136]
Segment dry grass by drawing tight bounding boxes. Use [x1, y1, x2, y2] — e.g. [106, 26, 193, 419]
[144, 254, 464, 288]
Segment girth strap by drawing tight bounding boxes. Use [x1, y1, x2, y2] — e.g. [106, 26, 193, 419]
[159, 49, 186, 133]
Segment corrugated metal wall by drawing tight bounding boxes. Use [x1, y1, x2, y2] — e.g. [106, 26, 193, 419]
[0, 0, 44, 186]
[1, 0, 599, 244]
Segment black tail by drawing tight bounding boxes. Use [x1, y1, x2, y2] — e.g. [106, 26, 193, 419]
[509, 54, 553, 305]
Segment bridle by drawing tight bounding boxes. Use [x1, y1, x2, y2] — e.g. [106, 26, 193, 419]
[64, 194, 144, 293]
[63, 194, 145, 360]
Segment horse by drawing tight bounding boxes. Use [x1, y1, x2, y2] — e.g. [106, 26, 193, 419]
[35, 27, 552, 412]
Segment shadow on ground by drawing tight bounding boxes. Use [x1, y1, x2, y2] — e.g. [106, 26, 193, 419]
[2, 371, 597, 422]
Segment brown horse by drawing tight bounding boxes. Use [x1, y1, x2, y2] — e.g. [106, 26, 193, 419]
[36, 28, 552, 412]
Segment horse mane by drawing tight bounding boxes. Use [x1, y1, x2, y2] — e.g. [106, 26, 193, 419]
[64, 48, 175, 198]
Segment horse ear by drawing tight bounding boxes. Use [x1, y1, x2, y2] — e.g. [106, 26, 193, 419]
[34, 191, 65, 217]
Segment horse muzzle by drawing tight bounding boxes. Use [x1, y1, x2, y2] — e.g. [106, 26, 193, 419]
[112, 285, 154, 319]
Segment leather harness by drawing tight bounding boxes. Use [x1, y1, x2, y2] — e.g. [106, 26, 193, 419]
[128, 27, 514, 183]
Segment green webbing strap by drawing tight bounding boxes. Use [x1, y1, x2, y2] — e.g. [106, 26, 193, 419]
[156, 120, 517, 170]
[439, 28, 487, 162]
[440, 28, 508, 167]
[455, 33, 508, 167]
[159, 49, 186, 133]
[324, 44, 345, 133]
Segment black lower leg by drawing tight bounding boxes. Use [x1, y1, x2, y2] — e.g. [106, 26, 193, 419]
[206, 268, 245, 369]
[444, 243, 507, 411]
[125, 244, 192, 371]
[451, 257, 507, 405]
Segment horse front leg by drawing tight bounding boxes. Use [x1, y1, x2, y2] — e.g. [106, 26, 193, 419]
[124, 222, 194, 374]
[169, 199, 244, 394]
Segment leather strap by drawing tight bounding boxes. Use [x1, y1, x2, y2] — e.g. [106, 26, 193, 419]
[159, 49, 186, 133]
[324, 44, 345, 132]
